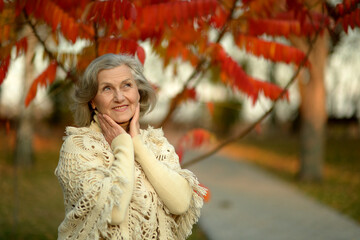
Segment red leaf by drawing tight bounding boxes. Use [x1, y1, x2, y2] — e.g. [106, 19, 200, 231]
[175, 148, 184, 163]
[248, 18, 300, 37]
[98, 38, 141, 56]
[137, 0, 218, 28]
[125, 2, 137, 20]
[25, 0, 93, 42]
[133, 0, 172, 6]
[15, 1, 26, 16]
[1, 24, 11, 42]
[209, 5, 229, 28]
[336, 8, 360, 31]
[163, 38, 200, 67]
[172, 23, 202, 44]
[210, 43, 258, 102]
[1, 38, 28, 86]
[174, 87, 197, 106]
[86, 0, 136, 24]
[185, 88, 197, 101]
[0, 0, 4, 13]
[136, 46, 146, 65]
[273, 10, 330, 35]
[6, 119, 11, 135]
[199, 183, 211, 202]
[236, 35, 308, 66]
[51, 0, 88, 11]
[24, 81, 38, 107]
[176, 128, 215, 163]
[207, 102, 215, 116]
[0, 56, 10, 86]
[335, 0, 359, 17]
[249, 77, 289, 101]
[242, 0, 281, 18]
[255, 123, 262, 134]
[25, 61, 57, 107]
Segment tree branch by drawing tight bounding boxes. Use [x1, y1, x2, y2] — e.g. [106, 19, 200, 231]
[23, 10, 78, 83]
[158, 0, 238, 127]
[93, 22, 99, 58]
[182, 31, 321, 168]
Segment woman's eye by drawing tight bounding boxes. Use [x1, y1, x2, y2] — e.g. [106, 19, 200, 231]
[124, 83, 132, 88]
[103, 86, 111, 91]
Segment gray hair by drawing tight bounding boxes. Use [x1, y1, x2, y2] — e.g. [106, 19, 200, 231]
[72, 53, 157, 127]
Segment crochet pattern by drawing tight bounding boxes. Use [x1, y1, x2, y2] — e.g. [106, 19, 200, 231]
[55, 125, 206, 240]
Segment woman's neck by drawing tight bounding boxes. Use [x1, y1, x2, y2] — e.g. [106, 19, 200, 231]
[119, 121, 130, 132]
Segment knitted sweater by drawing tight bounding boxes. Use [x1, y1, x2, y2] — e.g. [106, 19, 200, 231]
[55, 120, 206, 240]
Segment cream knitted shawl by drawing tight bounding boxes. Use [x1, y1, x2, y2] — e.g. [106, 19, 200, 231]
[55, 124, 206, 240]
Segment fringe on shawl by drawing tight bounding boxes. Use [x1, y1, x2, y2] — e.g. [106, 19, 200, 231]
[57, 127, 128, 240]
[169, 167, 207, 239]
[73, 159, 127, 239]
[142, 126, 207, 239]
[95, 182, 123, 239]
[57, 177, 122, 240]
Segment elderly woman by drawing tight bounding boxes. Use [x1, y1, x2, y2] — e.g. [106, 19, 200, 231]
[55, 54, 206, 240]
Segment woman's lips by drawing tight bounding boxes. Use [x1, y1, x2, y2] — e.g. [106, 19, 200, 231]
[113, 105, 128, 112]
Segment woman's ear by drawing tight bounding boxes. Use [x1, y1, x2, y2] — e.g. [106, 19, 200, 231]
[90, 101, 96, 110]
[137, 90, 141, 103]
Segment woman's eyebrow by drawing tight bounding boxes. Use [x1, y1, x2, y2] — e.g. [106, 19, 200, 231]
[122, 78, 133, 83]
[99, 82, 113, 87]
[99, 78, 132, 86]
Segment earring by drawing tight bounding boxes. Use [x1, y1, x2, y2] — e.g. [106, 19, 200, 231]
[90, 102, 96, 110]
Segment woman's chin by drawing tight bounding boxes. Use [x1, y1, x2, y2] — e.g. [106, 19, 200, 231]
[112, 114, 132, 125]
[116, 120, 130, 129]
[112, 116, 131, 125]
[117, 120, 129, 125]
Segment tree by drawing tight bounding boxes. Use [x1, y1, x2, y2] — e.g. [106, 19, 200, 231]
[290, 0, 329, 181]
[13, 25, 37, 167]
[0, 0, 358, 179]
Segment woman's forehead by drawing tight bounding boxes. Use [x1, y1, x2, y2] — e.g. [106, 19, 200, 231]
[97, 65, 134, 83]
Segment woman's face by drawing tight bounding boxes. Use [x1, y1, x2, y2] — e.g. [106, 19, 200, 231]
[91, 65, 140, 125]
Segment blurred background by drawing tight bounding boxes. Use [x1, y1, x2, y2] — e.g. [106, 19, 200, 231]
[1, 0, 360, 239]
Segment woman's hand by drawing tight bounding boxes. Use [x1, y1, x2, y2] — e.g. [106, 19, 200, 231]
[98, 113, 126, 145]
[129, 103, 140, 138]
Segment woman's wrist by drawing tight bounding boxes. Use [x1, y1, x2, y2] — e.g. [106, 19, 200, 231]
[111, 132, 132, 150]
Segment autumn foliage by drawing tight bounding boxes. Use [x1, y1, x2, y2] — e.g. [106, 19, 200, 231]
[0, 0, 359, 161]
[333, 0, 360, 32]
[24, 61, 57, 106]
[176, 128, 215, 163]
[0, 0, 358, 106]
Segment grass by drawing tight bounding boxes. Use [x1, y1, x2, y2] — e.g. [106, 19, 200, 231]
[0, 151, 64, 239]
[0, 127, 208, 240]
[220, 130, 360, 224]
[2, 123, 358, 239]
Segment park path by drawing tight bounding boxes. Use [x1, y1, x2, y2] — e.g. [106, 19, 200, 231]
[185, 151, 360, 240]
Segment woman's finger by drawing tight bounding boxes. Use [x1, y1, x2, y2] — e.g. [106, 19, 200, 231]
[99, 114, 112, 132]
[134, 103, 140, 122]
[130, 103, 140, 125]
[129, 103, 140, 137]
[102, 114, 126, 134]
[102, 114, 118, 128]
[97, 114, 108, 130]
[98, 114, 126, 145]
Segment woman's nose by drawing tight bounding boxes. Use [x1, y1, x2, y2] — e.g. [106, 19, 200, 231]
[114, 90, 125, 102]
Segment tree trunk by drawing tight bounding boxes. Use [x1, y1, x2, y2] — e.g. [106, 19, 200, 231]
[14, 108, 34, 167]
[14, 26, 37, 167]
[288, 0, 329, 182]
[296, 32, 328, 181]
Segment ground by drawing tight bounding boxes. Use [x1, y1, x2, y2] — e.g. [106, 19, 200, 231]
[0, 122, 359, 239]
